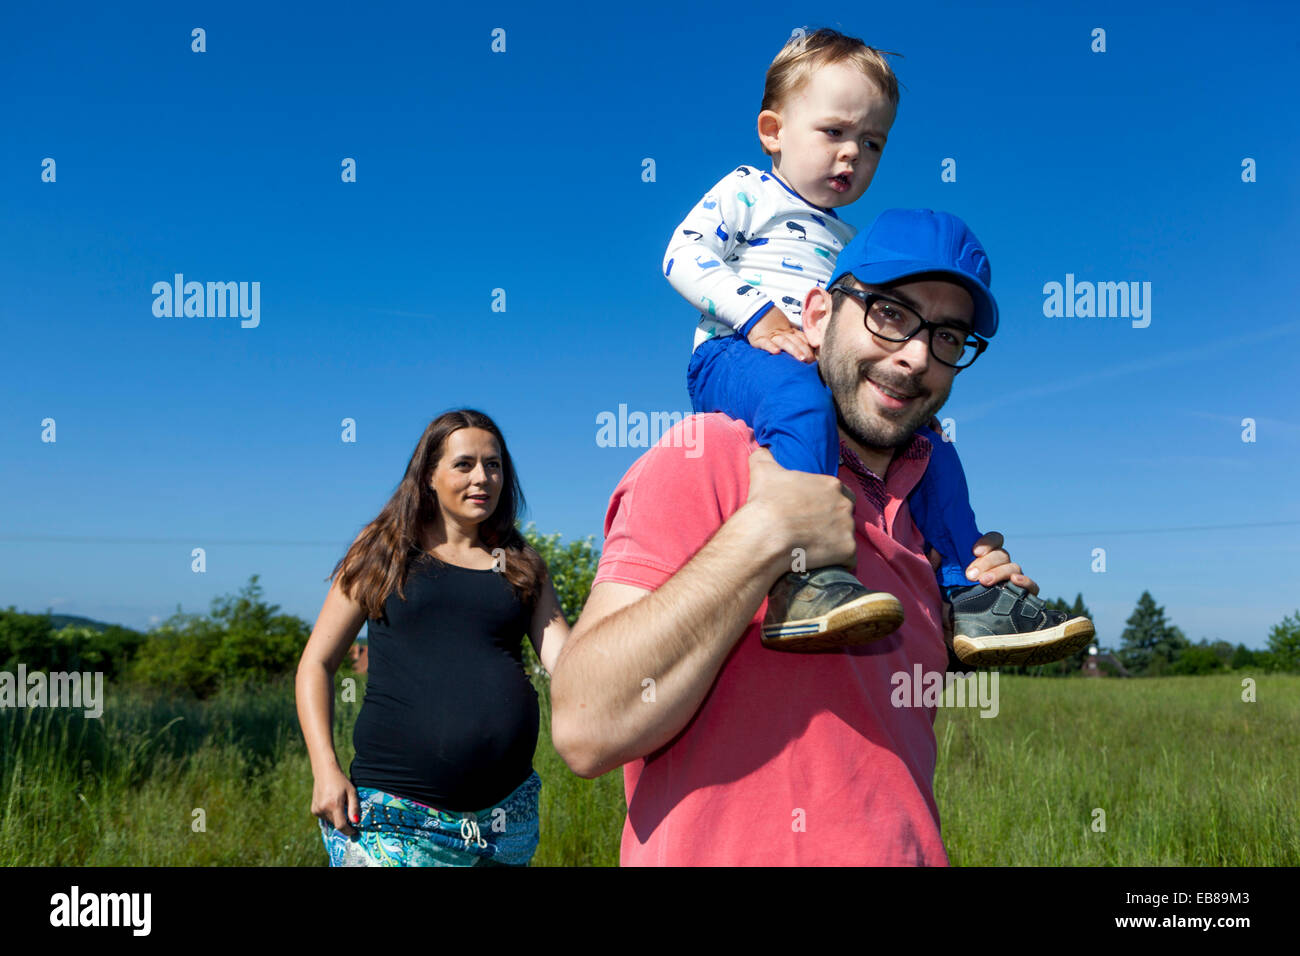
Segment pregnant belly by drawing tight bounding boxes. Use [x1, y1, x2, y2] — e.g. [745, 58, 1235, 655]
[351, 676, 539, 808]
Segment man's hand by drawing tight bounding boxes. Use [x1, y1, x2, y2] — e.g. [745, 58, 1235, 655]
[962, 531, 1037, 593]
[745, 447, 856, 573]
[746, 309, 815, 363]
[551, 446, 854, 778]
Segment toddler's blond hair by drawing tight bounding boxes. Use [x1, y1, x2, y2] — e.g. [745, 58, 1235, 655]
[760, 28, 901, 157]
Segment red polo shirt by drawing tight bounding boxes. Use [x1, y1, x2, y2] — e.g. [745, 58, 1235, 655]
[592, 413, 949, 866]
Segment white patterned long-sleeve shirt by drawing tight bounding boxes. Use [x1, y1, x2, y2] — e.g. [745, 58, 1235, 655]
[663, 164, 859, 351]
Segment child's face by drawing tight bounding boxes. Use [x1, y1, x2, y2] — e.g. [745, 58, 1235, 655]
[758, 62, 895, 210]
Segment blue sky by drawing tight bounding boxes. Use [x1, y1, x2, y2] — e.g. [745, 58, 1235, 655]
[2, 0, 1296, 649]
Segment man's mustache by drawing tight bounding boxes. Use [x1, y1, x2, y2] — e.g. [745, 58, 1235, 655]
[858, 362, 928, 400]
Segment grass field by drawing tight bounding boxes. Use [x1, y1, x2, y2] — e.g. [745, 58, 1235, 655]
[1, 673, 1295, 866]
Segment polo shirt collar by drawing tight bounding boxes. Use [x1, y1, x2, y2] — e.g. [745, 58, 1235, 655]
[837, 434, 932, 509]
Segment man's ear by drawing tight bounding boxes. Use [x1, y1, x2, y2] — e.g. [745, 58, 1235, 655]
[756, 110, 782, 155]
[802, 287, 833, 349]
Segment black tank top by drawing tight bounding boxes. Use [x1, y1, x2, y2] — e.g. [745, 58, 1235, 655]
[349, 553, 538, 811]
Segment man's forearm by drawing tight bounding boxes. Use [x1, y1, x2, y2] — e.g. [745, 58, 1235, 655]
[552, 502, 787, 777]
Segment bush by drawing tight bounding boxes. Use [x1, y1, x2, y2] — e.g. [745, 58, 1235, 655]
[129, 576, 308, 698]
[1169, 643, 1224, 676]
[0, 609, 145, 682]
[524, 524, 600, 625]
[1266, 611, 1300, 672]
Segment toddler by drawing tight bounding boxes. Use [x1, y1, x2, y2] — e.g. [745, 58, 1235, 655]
[662, 28, 1094, 666]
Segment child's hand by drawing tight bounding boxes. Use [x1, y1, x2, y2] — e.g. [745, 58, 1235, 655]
[746, 310, 815, 363]
[965, 531, 1038, 592]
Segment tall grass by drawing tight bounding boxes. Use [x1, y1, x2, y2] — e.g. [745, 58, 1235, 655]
[0, 682, 331, 865]
[934, 674, 1300, 865]
[1, 674, 1294, 865]
[529, 675, 623, 866]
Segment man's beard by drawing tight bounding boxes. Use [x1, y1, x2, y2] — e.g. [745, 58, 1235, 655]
[822, 311, 951, 452]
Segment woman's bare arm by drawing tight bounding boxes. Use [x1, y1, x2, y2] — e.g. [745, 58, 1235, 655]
[528, 570, 570, 677]
[295, 572, 368, 833]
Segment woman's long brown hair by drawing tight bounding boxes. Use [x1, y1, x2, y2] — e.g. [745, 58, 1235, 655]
[328, 409, 546, 621]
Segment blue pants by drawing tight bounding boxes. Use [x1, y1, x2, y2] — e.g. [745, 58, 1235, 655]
[687, 333, 982, 590]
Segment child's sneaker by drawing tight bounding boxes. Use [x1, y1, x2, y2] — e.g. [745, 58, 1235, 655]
[761, 566, 904, 652]
[949, 582, 1094, 667]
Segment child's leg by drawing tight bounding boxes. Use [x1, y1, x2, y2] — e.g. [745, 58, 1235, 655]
[908, 430, 1098, 669]
[907, 428, 984, 591]
[686, 334, 838, 476]
[687, 333, 901, 652]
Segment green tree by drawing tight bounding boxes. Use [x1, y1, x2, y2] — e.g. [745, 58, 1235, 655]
[0, 607, 59, 670]
[1169, 639, 1225, 676]
[1207, 640, 1235, 667]
[128, 607, 225, 696]
[1266, 610, 1300, 672]
[209, 576, 311, 684]
[1231, 643, 1262, 670]
[524, 524, 600, 625]
[129, 575, 309, 697]
[0, 610, 145, 680]
[520, 525, 600, 681]
[1117, 591, 1188, 676]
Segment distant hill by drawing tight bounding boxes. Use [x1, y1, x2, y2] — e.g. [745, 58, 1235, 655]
[45, 613, 118, 633]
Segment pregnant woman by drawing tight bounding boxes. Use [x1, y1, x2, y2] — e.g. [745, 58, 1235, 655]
[295, 408, 569, 866]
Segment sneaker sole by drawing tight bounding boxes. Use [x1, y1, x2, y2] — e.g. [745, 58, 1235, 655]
[761, 593, 904, 653]
[952, 617, 1095, 668]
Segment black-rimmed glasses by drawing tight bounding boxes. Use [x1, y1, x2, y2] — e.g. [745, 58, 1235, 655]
[830, 282, 988, 369]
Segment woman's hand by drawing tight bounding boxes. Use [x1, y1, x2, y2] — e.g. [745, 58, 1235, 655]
[312, 766, 361, 837]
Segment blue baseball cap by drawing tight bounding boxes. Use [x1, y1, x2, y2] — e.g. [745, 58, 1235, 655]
[827, 209, 999, 338]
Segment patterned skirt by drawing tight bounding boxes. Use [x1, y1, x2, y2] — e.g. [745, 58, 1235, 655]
[319, 771, 541, 867]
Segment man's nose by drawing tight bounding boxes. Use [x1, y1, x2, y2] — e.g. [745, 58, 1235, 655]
[891, 333, 932, 373]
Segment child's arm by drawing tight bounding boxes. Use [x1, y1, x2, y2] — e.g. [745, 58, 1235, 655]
[663, 166, 782, 338]
[746, 309, 814, 363]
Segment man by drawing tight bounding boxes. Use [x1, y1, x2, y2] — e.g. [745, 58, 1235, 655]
[551, 209, 1045, 865]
